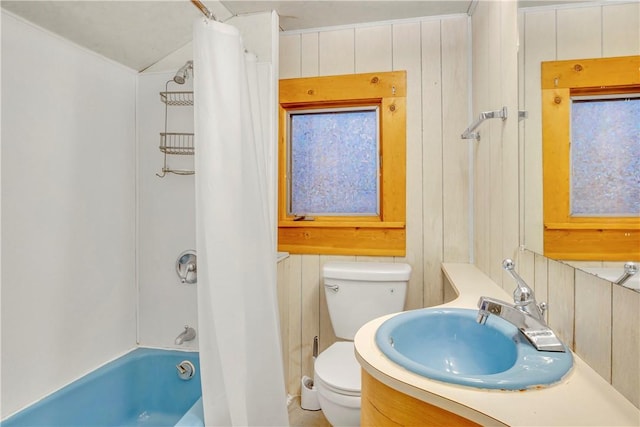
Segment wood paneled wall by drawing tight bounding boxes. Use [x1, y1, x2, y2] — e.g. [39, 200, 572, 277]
[277, 15, 471, 396]
[471, 0, 520, 284]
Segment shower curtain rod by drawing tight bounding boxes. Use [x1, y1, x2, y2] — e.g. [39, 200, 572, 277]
[191, 0, 217, 21]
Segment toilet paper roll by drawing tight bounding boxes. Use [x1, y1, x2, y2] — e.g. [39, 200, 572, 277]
[300, 376, 321, 411]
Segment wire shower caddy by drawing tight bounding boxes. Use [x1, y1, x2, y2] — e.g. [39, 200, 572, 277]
[157, 81, 195, 177]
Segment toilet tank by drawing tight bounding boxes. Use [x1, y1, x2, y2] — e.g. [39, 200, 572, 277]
[323, 262, 411, 340]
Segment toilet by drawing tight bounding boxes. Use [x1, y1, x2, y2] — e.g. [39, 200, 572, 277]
[314, 262, 411, 426]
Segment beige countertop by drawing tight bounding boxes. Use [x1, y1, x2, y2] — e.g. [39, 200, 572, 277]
[354, 263, 640, 426]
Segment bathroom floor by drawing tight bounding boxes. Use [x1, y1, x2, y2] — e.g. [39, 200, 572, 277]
[287, 397, 330, 426]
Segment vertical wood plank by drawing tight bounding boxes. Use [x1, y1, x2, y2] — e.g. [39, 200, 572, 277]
[300, 254, 319, 381]
[490, 2, 504, 284]
[517, 11, 525, 257]
[522, 9, 556, 256]
[441, 16, 470, 263]
[533, 252, 549, 313]
[286, 255, 303, 395]
[547, 260, 575, 348]
[393, 21, 423, 310]
[612, 284, 640, 408]
[518, 249, 535, 294]
[500, 0, 520, 271]
[557, 6, 602, 59]
[276, 258, 290, 392]
[301, 32, 319, 77]
[472, 3, 490, 276]
[603, 2, 640, 57]
[319, 29, 355, 76]
[279, 34, 301, 79]
[355, 25, 392, 73]
[421, 19, 444, 308]
[487, 1, 504, 283]
[574, 270, 612, 381]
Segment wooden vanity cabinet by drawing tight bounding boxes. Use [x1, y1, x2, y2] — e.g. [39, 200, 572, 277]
[361, 370, 480, 426]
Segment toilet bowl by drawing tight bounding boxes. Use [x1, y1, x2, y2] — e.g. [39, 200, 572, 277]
[314, 342, 360, 427]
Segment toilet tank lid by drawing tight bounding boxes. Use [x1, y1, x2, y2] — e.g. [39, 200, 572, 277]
[323, 262, 411, 281]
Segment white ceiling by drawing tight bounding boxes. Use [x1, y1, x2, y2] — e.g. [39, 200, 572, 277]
[1, 1, 585, 72]
[224, 1, 473, 29]
[1, 0, 474, 71]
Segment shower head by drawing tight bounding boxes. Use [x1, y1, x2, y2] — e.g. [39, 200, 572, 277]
[173, 60, 193, 84]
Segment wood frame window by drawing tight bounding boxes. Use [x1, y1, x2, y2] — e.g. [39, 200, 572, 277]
[541, 56, 640, 260]
[278, 71, 406, 256]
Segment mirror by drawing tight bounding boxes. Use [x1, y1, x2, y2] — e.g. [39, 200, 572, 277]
[517, 1, 639, 290]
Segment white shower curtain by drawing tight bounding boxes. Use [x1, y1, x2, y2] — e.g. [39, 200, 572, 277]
[193, 18, 288, 426]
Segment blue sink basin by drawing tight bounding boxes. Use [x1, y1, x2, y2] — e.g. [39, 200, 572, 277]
[375, 308, 573, 390]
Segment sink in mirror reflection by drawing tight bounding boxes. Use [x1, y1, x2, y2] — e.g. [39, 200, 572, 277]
[375, 308, 573, 390]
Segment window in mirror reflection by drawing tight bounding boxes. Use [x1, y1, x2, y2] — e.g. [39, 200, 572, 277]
[541, 55, 640, 261]
[570, 96, 640, 216]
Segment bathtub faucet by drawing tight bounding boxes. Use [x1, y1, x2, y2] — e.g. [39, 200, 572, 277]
[476, 259, 565, 352]
[175, 326, 196, 345]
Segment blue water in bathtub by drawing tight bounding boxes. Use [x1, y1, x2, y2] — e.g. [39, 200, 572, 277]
[1, 348, 201, 427]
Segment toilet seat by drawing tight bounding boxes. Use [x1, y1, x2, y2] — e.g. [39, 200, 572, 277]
[314, 342, 361, 397]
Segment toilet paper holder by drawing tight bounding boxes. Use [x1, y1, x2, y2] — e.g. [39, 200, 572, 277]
[301, 375, 321, 411]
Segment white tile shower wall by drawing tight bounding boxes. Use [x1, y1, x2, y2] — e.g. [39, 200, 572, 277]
[135, 71, 198, 350]
[135, 11, 278, 349]
[1, 11, 137, 418]
[278, 14, 471, 396]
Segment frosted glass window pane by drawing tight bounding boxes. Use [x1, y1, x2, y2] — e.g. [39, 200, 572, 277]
[289, 109, 379, 215]
[571, 97, 640, 216]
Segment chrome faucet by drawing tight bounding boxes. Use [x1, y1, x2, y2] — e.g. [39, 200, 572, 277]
[502, 258, 546, 321]
[476, 259, 565, 352]
[175, 325, 196, 345]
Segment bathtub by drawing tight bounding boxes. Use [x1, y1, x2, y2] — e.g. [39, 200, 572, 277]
[1, 348, 204, 427]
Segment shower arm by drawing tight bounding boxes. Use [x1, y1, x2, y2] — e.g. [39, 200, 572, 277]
[615, 262, 638, 286]
[461, 107, 508, 140]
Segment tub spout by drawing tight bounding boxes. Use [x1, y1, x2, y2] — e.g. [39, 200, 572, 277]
[175, 326, 196, 345]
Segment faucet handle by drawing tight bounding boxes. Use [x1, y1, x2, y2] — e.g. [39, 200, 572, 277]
[180, 263, 195, 283]
[538, 301, 547, 317]
[502, 258, 516, 271]
[514, 285, 532, 304]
